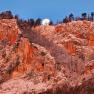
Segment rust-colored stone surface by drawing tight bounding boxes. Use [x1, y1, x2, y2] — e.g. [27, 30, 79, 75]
[0, 19, 94, 94]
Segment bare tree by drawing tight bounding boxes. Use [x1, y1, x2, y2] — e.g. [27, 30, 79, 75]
[69, 13, 74, 21]
[63, 16, 69, 23]
[81, 13, 87, 20]
[28, 19, 35, 27]
[91, 12, 94, 21]
[34, 18, 42, 26]
[0, 11, 13, 19]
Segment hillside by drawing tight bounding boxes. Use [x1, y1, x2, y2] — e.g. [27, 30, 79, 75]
[0, 18, 93, 94]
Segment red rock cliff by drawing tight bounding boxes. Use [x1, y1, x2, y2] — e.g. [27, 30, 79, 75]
[0, 19, 94, 94]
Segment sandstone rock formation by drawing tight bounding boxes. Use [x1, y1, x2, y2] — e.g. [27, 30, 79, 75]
[0, 19, 94, 94]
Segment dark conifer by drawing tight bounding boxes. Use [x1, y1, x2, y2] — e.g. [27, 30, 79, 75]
[81, 13, 87, 20]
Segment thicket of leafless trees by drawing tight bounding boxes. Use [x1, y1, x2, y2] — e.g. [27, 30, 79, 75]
[0, 11, 54, 32]
[0, 11, 42, 30]
[0, 11, 13, 19]
[62, 12, 94, 23]
[0, 11, 94, 26]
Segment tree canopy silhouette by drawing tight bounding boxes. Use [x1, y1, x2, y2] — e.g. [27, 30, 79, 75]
[81, 13, 87, 20]
[0, 11, 13, 19]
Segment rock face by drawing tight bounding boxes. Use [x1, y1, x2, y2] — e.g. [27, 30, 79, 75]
[32, 21, 94, 93]
[0, 19, 62, 94]
[0, 19, 94, 94]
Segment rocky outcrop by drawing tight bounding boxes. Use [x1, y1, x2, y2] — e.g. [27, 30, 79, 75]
[32, 21, 94, 93]
[0, 19, 94, 94]
[0, 19, 66, 94]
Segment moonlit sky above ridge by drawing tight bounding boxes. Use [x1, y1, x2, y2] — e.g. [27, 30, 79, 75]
[0, 0, 94, 22]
